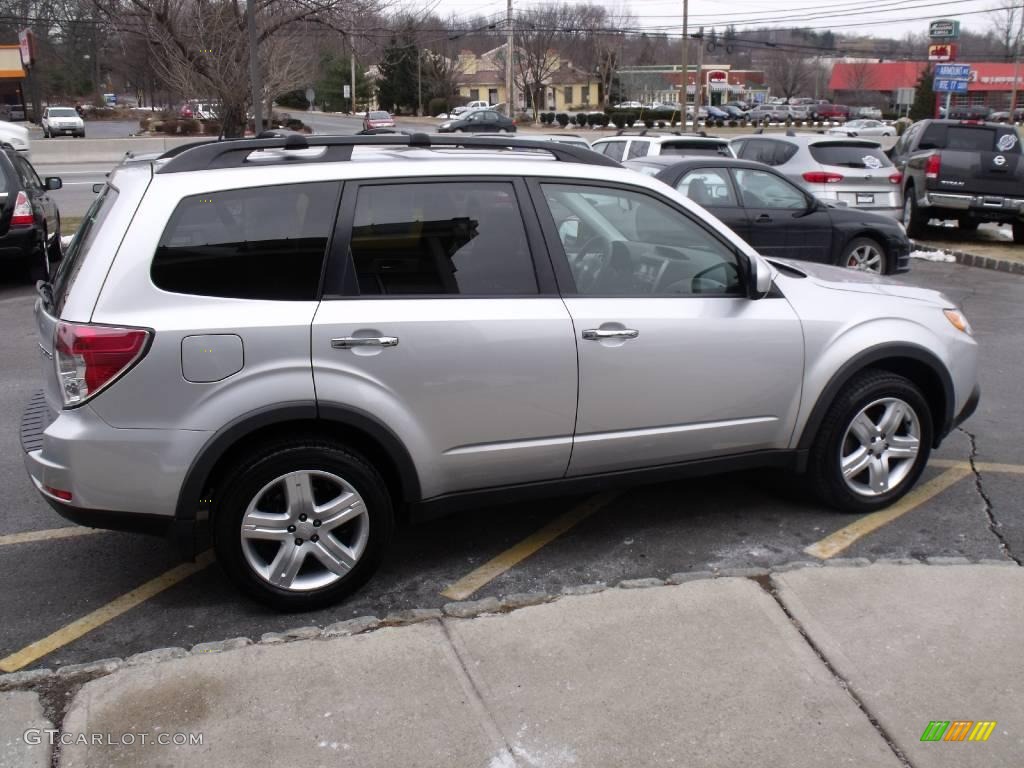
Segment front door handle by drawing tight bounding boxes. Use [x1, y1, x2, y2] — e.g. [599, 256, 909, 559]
[331, 336, 399, 349]
[582, 329, 639, 341]
[755, 214, 773, 224]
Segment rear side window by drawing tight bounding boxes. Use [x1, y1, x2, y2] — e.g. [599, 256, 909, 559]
[809, 143, 893, 168]
[51, 186, 119, 315]
[597, 141, 626, 161]
[152, 182, 339, 301]
[738, 139, 796, 166]
[348, 181, 537, 296]
[627, 141, 649, 159]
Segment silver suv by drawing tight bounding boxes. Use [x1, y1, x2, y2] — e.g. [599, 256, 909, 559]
[22, 134, 979, 610]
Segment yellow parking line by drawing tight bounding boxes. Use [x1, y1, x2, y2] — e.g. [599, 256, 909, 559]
[441, 492, 620, 601]
[804, 466, 973, 560]
[0, 550, 215, 673]
[0, 526, 105, 547]
[930, 458, 1024, 475]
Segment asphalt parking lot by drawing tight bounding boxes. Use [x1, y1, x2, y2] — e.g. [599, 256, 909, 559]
[1, 259, 1021, 673]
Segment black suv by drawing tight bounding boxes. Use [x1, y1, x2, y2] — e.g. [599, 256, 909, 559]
[0, 144, 63, 281]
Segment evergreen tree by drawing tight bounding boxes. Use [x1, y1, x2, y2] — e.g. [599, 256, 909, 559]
[377, 30, 418, 114]
[909, 65, 936, 121]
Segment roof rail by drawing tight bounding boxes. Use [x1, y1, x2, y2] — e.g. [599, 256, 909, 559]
[155, 133, 621, 174]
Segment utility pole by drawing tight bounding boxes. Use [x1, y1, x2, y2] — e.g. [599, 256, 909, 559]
[247, 0, 262, 134]
[351, 41, 357, 115]
[680, 0, 688, 126]
[417, 46, 423, 116]
[1010, 12, 1024, 118]
[506, 0, 514, 116]
[693, 26, 704, 133]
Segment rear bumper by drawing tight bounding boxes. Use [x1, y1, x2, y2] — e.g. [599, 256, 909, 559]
[21, 391, 210, 535]
[922, 190, 1024, 220]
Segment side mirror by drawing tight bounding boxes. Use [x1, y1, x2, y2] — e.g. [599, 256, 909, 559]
[44, 177, 62, 191]
[749, 254, 773, 298]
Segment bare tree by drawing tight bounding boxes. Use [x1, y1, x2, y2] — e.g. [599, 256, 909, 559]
[92, 0, 376, 136]
[988, 1, 1024, 59]
[764, 48, 812, 100]
[844, 59, 877, 103]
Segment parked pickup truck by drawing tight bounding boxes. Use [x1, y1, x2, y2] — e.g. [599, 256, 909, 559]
[891, 119, 1024, 241]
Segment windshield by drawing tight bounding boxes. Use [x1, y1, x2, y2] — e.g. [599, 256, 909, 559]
[49, 108, 78, 118]
[809, 143, 893, 169]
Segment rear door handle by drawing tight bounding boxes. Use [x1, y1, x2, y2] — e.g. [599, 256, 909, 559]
[331, 336, 399, 349]
[582, 329, 639, 341]
[755, 214, 773, 224]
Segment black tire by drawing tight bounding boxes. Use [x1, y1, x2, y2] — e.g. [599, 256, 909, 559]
[958, 218, 979, 232]
[806, 369, 933, 513]
[213, 439, 394, 611]
[841, 236, 887, 274]
[47, 217, 62, 263]
[42, 128, 49, 138]
[26, 240, 48, 283]
[1013, 221, 1024, 244]
[901, 185, 928, 238]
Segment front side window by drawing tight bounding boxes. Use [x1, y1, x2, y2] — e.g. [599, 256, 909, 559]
[349, 181, 537, 296]
[677, 169, 737, 207]
[540, 184, 743, 297]
[152, 182, 339, 300]
[732, 168, 807, 210]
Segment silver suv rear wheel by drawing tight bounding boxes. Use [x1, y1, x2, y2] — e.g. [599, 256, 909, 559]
[240, 470, 369, 591]
[214, 441, 393, 610]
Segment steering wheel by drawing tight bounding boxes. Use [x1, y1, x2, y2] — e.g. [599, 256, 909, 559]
[572, 235, 614, 292]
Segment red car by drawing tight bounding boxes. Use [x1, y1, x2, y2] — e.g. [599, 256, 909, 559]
[362, 110, 395, 131]
[816, 104, 850, 122]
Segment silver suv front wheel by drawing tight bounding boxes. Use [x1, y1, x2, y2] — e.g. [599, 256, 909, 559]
[215, 441, 393, 610]
[807, 370, 932, 513]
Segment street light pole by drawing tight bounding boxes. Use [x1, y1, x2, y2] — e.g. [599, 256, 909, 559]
[246, 0, 262, 133]
[693, 26, 704, 134]
[1010, 13, 1024, 117]
[680, 0, 688, 126]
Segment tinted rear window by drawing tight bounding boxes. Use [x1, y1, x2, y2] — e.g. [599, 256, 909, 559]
[809, 143, 893, 168]
[919, 125, 1021, 153]
[152, 182, 339, 301]
[660, 142, 731, 157]
[369, 112, 389, 119]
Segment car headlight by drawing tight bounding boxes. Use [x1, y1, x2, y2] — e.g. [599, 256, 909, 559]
[943, 308, 972, 336]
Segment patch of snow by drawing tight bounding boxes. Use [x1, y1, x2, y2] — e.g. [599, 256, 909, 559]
[910, 249, 955, 263]
[489, 750, 517, 768]
[61, 234, 74, 249]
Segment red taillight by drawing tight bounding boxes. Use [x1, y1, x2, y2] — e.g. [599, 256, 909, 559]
[43, 485, 72, 501]
[10, 190, 33, 226]
[54, 322, 150, 407]
[802, 171, 844, 184]
[889, 172, 903, 184]
[925, 154, 941, 179]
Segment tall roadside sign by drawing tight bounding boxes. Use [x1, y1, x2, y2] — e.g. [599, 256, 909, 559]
[929, 19, 962, 118]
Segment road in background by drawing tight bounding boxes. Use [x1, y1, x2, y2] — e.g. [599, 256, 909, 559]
[35, 164, 110, 217]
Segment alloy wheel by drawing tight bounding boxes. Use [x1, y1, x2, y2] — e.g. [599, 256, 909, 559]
[846, 243, 883, 273]
[839, 397, 921, 497]
[239, 470, 369, 591]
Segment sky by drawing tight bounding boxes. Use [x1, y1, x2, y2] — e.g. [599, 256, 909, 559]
[422, 0, 1003, 40]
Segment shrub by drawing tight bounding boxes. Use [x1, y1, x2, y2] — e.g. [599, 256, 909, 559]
[284, 118, 305, 131]
[203, 120, 222, 135]
[158, 118, 180, 134]
[138, 116, 152, 131]
[555, 112, 569, 127]
[428, 97, 449, 117]
[179, 118, 201, 135]
[587, 113, 603, 128]
[608, 111, 627, 128]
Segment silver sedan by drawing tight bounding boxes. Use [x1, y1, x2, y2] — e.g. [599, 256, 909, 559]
[826, 119, 896, 137]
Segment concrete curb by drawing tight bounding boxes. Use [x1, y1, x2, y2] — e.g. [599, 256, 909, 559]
[0, 556, 1018, 696]
[912, 239, 1024, 275]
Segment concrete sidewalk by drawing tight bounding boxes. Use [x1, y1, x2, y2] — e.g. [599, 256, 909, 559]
[2, 563, 1021, 767]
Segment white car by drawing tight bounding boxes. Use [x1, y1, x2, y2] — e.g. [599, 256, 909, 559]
[826, 119, 894, 137]
[0, 120, 30, 156]
[42, 106, 86, 138]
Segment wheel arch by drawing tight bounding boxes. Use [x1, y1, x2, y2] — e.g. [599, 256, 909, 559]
[175, 402, 422, 531]
[796, 344, 953, 455]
